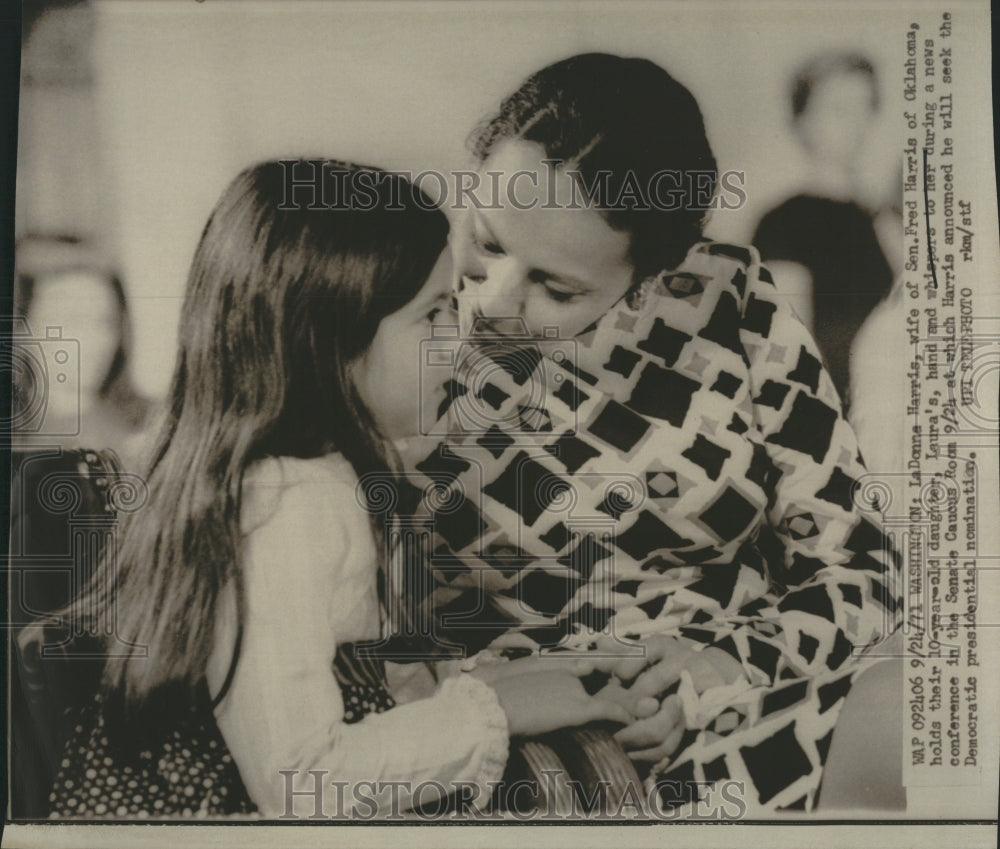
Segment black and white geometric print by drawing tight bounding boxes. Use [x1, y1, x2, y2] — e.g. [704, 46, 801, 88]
[397, 242, 902, 810]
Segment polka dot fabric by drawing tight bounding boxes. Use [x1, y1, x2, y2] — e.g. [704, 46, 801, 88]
[48, 644, 395, 819]
[48, 691, 256, 819]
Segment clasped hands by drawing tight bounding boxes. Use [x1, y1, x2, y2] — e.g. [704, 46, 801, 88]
[470, 634, 748, 763]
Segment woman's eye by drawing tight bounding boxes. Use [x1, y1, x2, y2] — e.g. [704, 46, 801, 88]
[426, 306, 441, 322]
[544, 285, 576, 303]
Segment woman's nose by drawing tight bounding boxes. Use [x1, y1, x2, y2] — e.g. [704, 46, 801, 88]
[475, 259, 526, 318]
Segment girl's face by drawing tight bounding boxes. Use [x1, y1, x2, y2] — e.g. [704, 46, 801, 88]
[354, 248, 456, 441]
[450, 140, 635, 340]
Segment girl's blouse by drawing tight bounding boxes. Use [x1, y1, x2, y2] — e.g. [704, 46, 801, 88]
[206, 453, 508, 818]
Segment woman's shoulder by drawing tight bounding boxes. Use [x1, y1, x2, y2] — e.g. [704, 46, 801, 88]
[687, 240, 761, 267]
[240, 453, 362, 535]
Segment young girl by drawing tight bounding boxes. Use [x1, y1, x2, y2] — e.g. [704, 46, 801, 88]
[48, 160, 628, 819]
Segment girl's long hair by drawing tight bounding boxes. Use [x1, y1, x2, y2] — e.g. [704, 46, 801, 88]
[81, 159, 448, 707]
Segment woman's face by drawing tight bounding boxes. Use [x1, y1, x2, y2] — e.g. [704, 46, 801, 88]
[27, 270, 121, 396]
[450, 140, 635, 340]
[354, 248, 456, 441]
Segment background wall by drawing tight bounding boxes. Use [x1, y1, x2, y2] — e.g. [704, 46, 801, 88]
[23, 0, 905, 398]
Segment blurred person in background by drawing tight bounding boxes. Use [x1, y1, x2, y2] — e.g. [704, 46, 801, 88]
[846, 276, 907, 474]
[9, 236, 155, 810]
[753, 52, 898, 414]
[13, 236, 153, 470]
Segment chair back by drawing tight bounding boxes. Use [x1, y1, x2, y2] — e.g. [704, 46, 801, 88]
[9, 447, 132, 818]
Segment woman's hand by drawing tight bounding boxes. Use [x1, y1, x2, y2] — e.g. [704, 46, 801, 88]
[626, 644, 747, 700]
[582, 635, 750, 763]
[467, 636, 749, 747]
[484, 670, 633, 738]
[586, 634, 746, 697]
[613, 694, 685, 763]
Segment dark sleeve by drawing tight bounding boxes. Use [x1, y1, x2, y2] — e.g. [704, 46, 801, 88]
[753, 199, 806, 266]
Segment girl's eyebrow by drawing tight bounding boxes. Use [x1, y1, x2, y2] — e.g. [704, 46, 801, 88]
[471, 208, 593, 294]
[471, 208, 505, 250]
[417, 285, 452, 312]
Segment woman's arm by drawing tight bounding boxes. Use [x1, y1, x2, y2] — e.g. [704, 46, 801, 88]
[702, 249, 902, 686]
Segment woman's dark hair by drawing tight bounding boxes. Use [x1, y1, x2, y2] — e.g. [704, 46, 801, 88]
[14, 240, 147, 426]
[791, 52, 879, 119]
[78, 159, 448, 707]
[469, 52, 717, 280]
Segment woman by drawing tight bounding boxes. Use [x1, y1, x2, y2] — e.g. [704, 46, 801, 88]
[402, 53, 902, 812]
[47, 160, 628, 819]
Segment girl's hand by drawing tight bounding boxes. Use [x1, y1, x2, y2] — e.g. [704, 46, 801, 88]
[486, 670, 632, 737]
[468, 655, 597, 686]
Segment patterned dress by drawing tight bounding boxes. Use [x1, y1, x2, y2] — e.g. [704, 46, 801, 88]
[398, 241, 901, 812]
[48, 644, 395, 819]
